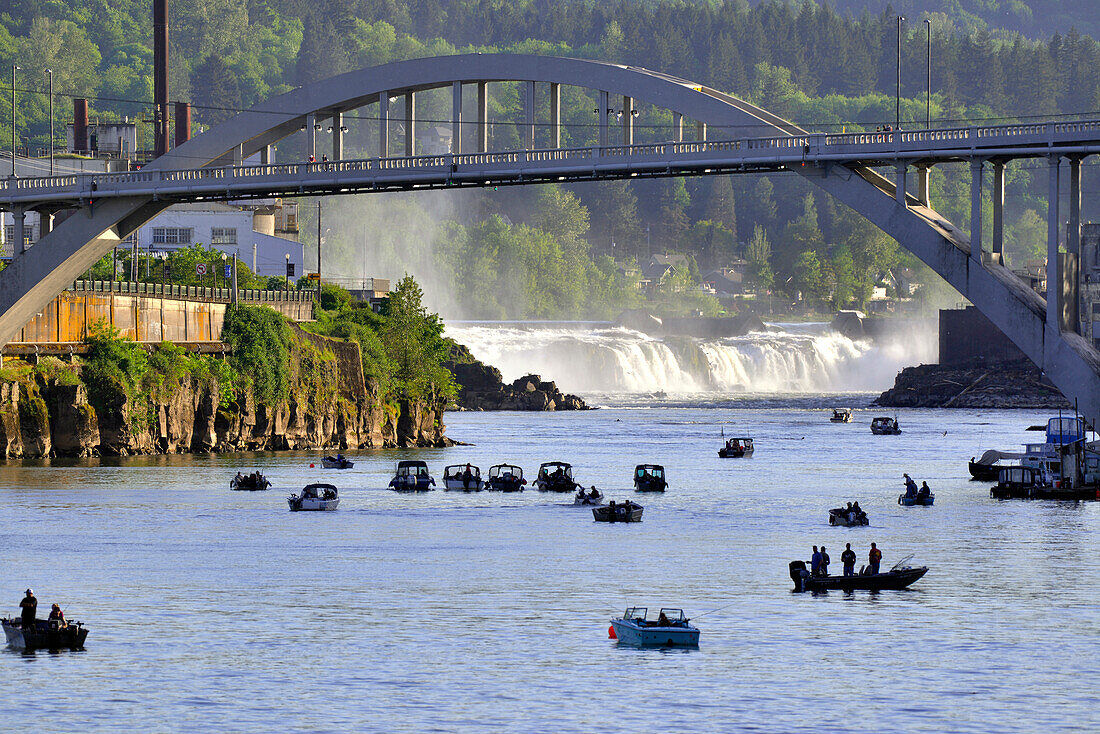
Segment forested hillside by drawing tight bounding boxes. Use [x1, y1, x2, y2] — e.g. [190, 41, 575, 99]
[2, 0, 1099, 318]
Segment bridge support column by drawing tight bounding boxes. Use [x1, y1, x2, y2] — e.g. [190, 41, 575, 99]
[332, 112, 344, 160]
[894, 163, 907, 206]
[550, 83, 560, 149]
[39, 211, 53, 237]
[672, 112, 683, 143]
[970, 159, 984, 262]
[622, 96, 634, 146]
[404, 92, 416, 157]
[992, 161, 1005, 262]
[1069, 157, 1082, 259]
[524, 81, 535, 150]
[696, 121, 707, 142]
[916, 165, 931, 207]
[599, 91, 608, 148]
[1047, 156, 1061, 330]
[260, 145, 272, 165]
[477, 84, 488, 153]
[306, 114, 316, 160]
[12, 207, 25, 255]
[379, 92, 390, 158]
[452, 82, 463, 155]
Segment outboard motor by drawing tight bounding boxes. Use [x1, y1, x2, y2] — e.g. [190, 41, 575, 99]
[789, 560, 809, 592]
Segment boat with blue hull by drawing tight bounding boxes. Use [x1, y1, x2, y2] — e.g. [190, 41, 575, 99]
[609, 608, 699, 648]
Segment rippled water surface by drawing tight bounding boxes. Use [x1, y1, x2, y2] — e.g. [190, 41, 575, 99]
[1, 403, 1098, 732]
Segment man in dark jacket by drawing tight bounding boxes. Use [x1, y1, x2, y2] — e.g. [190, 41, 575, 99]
[19, 589, 37, 628]
[841, 543, 857, 576]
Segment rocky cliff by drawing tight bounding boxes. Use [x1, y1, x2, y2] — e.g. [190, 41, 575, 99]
[446, 357, 589, 411]
[875, 359, 1071, 409]
[0, 326, 450, 459]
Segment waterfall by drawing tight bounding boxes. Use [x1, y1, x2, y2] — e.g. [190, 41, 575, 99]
[445, 322, 935, 396]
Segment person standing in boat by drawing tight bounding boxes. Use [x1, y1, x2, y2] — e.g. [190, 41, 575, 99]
[19, 589, 37, 629]
[811, 546, 822, 576]
[819, 546, 831, 576]
[903, 474, 918, 498]
[841, 543, 857, 577]
[869, 543, 882, 575]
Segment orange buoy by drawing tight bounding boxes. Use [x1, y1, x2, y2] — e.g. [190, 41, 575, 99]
[310, 463, 315, 468]
[608, 625, 617, 639]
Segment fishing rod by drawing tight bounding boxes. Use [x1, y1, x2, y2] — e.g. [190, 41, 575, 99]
[688, 601, 739, 620]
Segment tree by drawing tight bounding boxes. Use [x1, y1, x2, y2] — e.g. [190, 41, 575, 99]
[380, 275, 455, 400]
[192, 55, 242, 125]
[745, 225, 774, 292]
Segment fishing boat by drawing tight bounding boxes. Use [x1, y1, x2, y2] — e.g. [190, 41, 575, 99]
[989, 465, 1098, 500]
[573, 487, 603, 505]
[830, 408, 852, 423]
[828, 505, 869, 526]
[3, 618, 89, 651]
[609, 607, 699, 648]
[718, 437, 754, 458]
[593, 500, 643, 523]
[898, 491, 935, 506]
[633, 464, 667, 492]
[321, 454, 354, 469]
[870, 416, 901, 435]
[485, 464, 526, 492]
[789, 557, 928, 592]
[287, 483, 339, 511]
[535, 461, 580, 492]
[230, 472, 270, 491]
[389, 460, 436, 492]
[442, 464, 484, 491]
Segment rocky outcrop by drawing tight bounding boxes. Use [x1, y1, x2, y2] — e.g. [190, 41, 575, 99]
[447, 358, 589, 411]
[875, 359, 1071, 409]
[0, 328, 451, 459]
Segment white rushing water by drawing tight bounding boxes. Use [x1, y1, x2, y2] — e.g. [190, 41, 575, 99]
[445, 322, 936, 395]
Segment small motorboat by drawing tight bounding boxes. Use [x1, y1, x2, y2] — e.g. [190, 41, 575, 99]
[230, 471, 270, 491]
[535, 461, 580, 492]
[288, 483, 339, 511]
[593, 500, 643, 523]
[389, 460, 436, 492]
[485, 464, 526, 492]
[633, 464, 667, 492]
[870, 416, 901, 435]
[573, 487, 603, 505]
[3, 618, 89, 651]
[898, 491, 935, 506]
[609, 607, 700, 648]
[968, 449, 1025, 481]
[789, 557, 928, 592]
[321, 454, 354, 469]
[828, 505, 869, 526]
[718, 437, 754, 458]
[830, 408, 852, 423]
[442, 464, 484, 491]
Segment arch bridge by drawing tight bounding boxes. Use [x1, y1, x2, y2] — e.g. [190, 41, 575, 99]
[2, 54, 1099, 426]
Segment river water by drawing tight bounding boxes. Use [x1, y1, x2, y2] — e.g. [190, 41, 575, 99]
[1, 398, 1097, 732]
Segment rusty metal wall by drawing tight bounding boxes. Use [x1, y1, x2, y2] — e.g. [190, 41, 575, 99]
[12, 292, 305, 343]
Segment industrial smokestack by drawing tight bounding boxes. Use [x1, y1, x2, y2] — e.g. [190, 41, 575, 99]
[153, 0, 169, 157]
[73, 98, 88, 152]
[174, 101, 190, 147]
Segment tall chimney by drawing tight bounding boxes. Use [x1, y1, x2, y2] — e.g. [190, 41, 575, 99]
[73, 98, 88, 152]
[153, 0, 169, 157]
[174, 101, 191, 147]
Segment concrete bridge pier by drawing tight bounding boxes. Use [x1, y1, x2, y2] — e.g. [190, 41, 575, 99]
[970, 159, 984, 262]
[916, 165, 931, 207]
[379, 92, 389, 157]
[894, 163, 907, 206]
[992, 160, 1006, 264]
[599, 91, 609, 147]
[12, 207, 25, 255]
[549, 83, 560, 149]
[452, 82, 463, 154]
[331, 112, 344, 160]
[1047, 156, 1061, 330]
[405, 92, 416, 156]
[476, 84, 488, 153]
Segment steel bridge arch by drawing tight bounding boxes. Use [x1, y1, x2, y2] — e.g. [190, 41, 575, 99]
[1, 54, 1097, 425]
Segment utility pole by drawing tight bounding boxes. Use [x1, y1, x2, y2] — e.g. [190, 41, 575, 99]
[925, 19, 932, 129]
[46, 69, 53, 176]
[896, 16, 905, 131]
[10, 64, 19, 178]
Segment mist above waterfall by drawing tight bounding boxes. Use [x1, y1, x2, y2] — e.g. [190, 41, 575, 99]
[445, 322, 935, 396]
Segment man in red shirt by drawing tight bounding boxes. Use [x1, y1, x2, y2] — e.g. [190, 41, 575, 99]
[869, 543, 882, 574]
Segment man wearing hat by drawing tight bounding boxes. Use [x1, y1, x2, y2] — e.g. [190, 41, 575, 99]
[19, 589, 37, 629]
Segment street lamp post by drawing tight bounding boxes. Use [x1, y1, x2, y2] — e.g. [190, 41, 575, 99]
[925, 19, 932, 129]
[285, 253, 290, 292]
[46, 69, 53, 176]
[10, 64, 19, 178]
[896, 16, 905, 131]
[221, 252, 227, 293]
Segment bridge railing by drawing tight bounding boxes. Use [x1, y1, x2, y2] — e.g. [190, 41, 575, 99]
[68, 279, 316, 303]
[4, 116, 1100, 199]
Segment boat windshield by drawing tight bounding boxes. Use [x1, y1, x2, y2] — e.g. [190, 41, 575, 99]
[539, 463, 573, 479]
[490, 465, 522, 479]
[636, 465, 663, 478]
[658, 608, 686, 623]
[623, 607, 647, 621]
[444, 465, 480, 479]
